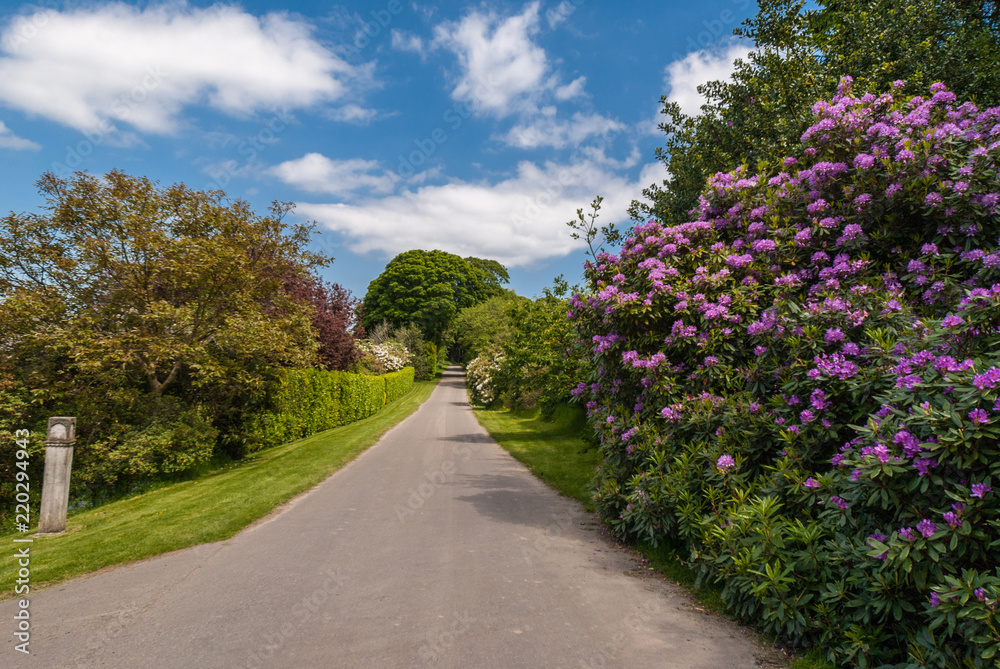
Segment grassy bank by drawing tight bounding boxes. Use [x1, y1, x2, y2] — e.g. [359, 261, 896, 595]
[1, 378, 438, 598]
[472, 402, 833, 669]
[472, 404, 599, 509]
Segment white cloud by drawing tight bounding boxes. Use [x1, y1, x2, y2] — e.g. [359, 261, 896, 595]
[0, 4, 368, 135]
[664, 41, 751, 117]
[325, 104, 378, 124]
[391, 29, 425, 54]
[555, 76, 586, 101]
[269, 153, 395, 198]
[502, 110, 624, 149]
[0, 120, 39, 150]
[432, 2, 549, 117]
[545, 1, 575, 28]
[295, 160, 664, 266]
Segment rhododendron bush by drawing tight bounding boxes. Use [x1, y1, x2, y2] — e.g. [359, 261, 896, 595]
[570, 80, 1000, 667]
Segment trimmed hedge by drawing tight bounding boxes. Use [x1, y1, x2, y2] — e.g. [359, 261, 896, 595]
[385, 367, 415, 404]
[246, 367, 414, 451]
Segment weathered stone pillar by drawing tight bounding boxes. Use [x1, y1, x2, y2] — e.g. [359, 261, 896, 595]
[38, 417, 76, 535]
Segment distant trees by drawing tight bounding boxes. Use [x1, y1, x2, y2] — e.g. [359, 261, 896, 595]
[359, 249, 509, 347]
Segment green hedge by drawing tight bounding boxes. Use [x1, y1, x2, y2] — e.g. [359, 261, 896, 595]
[245, 367, 414, 451]
[385, 367, 415, 404]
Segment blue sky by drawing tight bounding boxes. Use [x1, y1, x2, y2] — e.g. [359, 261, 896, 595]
[0, 0, 757, 300]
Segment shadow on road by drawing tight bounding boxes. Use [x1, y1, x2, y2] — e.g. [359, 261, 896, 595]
[453, 472, 559, 528]
[439, 433, 493, 444]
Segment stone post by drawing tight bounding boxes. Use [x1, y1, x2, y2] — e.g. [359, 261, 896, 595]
[38, 417, 76, 535]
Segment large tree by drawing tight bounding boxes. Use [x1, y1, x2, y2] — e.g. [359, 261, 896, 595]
[359, 250, 508, 346]
[0, 170, 325, 398]
[283, 273, 360, 371]
[0, 170, 330, 484]
[633, 0, 1000, 225]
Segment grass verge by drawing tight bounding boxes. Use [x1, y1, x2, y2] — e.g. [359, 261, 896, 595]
[472, 404, 598, 509]
[472, 401, 833, 669]
[0, 379, 438, 599]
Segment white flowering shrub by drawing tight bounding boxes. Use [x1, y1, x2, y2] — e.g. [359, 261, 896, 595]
[466, 352, 504, 405]
[357, 340, 410, 374]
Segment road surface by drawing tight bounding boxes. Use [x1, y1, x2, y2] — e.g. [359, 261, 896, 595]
[2, 367, 782, 668]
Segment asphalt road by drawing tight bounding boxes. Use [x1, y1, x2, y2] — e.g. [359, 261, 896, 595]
[2, 367, 776, 668]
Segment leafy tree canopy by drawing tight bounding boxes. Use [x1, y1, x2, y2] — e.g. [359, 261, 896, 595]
[453, 292, 525, 363]
[0, 170, 326, 401]
[633, 0, 1000, 225]
[360, 249, 508, 345]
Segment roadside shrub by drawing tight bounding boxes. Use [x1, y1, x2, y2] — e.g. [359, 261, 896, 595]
[424, 341, 439, 377]
[571, 79, 1000, 666]
[492, 288, 588, 417]
[393, 324, 433, 380]
[0, 370, 43, 530]
[356, 339, 410, 375]
[245, 367, 414, 451]
[384, 367, 415, 404]
[466, 351, 503, 406]
[74, 395, 217, 493]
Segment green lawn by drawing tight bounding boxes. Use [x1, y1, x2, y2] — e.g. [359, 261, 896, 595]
[472, 404, 598, 509]
[472, 401, 832, 669]
[0, 379, 438, 599]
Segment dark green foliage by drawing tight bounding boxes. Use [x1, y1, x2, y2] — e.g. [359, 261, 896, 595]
[634, 0, 1000, 226]
[452, 293, 523, 363]
[493, 285, 588, 419]
[360, 250, 508, 346]
[0, 170, 327, 500]
[393, 324, 433, 380]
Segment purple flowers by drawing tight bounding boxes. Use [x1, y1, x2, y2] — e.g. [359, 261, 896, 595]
[824, 328, 845, 344]
[970, 483, 993, 498]
[660, 406, 680, 423]
[808, 353, 860, 381]
[829, 496, 849, 510]
[973, 367, 1000, 390]
[854, 154, 875, 170]
[725, 253, 754, 268]
[836, 223, 866, 246]
[570, 82, 1000, 651]
[968, 408, 989, 425]
[751, 239, 777, 253]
